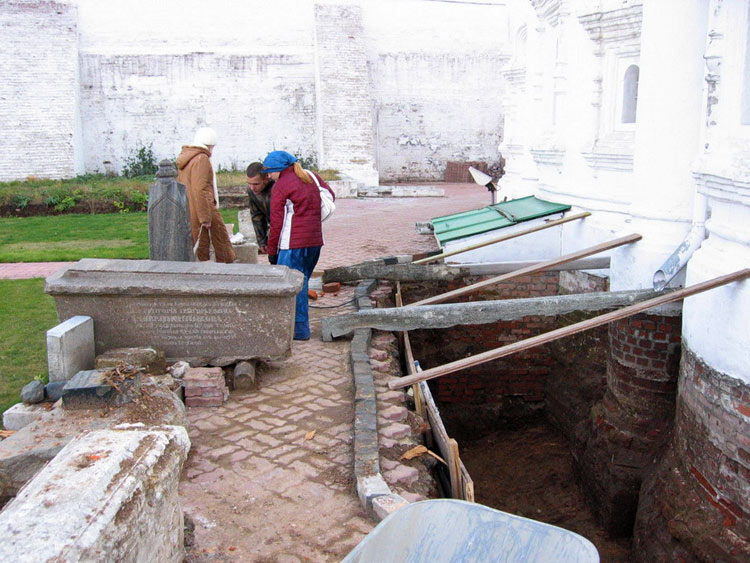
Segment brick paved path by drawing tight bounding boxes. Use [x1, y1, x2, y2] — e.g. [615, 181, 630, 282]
[179, 185, 489, 561]
[180, 293, 373, 561]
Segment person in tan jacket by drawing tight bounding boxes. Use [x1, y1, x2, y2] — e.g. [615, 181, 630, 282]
[176, 127, 236, 263]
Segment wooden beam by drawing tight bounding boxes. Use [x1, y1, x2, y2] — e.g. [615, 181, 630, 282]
[413, 211, 592, 264]
[395, 282, 424, 418]
[407, 233, 642, 307]
[389, 268, 750, 390]
[322, 263, 467, 283]
[321, 289, 660, 339]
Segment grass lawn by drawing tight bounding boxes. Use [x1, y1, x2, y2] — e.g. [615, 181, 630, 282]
[0, 209, 239, 263]
[0, 279, 58, 423]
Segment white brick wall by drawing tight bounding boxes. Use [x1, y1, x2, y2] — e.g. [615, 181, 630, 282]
[0, 1, 81, 181]
[314, 3, 378, 185]
[2, 0, 512, 182]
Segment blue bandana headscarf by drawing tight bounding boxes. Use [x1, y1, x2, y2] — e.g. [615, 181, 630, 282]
[262, 150, 297, 173]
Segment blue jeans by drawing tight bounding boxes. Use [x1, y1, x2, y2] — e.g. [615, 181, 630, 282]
[277, 246, 321, 340]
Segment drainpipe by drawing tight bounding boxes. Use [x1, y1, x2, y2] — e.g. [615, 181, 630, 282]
[652, 194, 708, 291]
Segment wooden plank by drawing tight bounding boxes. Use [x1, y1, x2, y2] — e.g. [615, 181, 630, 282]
[390, 268, 750, 390]
[449, 439, 461, 499]
[322, 289, 660, 337]
[407, 233, 642, 307]
[413, 211, 592, 264]
[396, 282, 424, 418]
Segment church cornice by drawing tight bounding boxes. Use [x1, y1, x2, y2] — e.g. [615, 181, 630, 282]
[578, 2, 642, 48]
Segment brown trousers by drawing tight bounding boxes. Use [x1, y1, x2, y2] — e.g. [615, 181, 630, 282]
[191, 206, 237, 263]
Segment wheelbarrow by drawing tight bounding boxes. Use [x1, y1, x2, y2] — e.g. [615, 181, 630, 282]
[343, 499, 599, 562]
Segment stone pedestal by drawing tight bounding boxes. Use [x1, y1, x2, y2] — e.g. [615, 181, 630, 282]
[148, 160, 193, 262]
[45, 259, 303, 362]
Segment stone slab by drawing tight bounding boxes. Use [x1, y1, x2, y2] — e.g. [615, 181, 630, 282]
[234, 242, 259, 264]
[62, 369, 141, 410]
[46, 315, 95, 382]
[237, 208, 258, 242]
[0, 425, 190, 563]
[2, 402, 50, 431]
[358, 185, 444, 198]
[45, 259, 304, 361]
[0, 386, 187, 502]
[148, 160, 193, 262]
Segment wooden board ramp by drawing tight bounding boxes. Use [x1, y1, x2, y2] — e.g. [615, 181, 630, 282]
[390, 268, 750, 390]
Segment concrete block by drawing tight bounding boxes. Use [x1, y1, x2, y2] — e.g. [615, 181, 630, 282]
[356, 473, 391, 514]
[234, 241, 259, 264]
[0, 426, 190, 562]
[372, 493, 409, 521]
[46, 316, 95, 382]
[2, 402, 49, 431]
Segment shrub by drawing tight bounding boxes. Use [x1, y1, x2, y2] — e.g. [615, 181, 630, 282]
[122, 144, 158, 178]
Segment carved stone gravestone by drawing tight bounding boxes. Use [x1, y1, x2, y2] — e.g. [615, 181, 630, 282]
[45, 259, 304, 362]
[148, 160, 193, 261]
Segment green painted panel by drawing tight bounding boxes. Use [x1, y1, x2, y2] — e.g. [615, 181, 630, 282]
[432, 196, 572, 245]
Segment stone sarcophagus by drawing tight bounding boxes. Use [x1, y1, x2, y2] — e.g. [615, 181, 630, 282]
[45, 259, 303, 362]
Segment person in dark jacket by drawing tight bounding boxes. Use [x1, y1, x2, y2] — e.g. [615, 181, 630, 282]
[263, 150, 335, 340]
[246, 162, 274, 254]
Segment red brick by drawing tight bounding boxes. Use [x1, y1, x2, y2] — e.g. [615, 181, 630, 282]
[322, 282, 341, 293]
[186, 396, 224, 407]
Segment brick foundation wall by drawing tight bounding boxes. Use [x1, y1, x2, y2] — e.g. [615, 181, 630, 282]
[575, 311, 683, 536]
[402, 272, 559, 434]
[633, 348, 750, 561]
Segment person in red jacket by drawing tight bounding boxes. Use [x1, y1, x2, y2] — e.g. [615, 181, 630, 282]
[263, 151, 335, 340]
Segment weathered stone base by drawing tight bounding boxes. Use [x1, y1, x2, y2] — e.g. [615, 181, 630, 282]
[632, 348, 750, 561]
[0, 425, 190, 562]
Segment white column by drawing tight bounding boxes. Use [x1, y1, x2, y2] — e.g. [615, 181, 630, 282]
[611, 0, 710, 291]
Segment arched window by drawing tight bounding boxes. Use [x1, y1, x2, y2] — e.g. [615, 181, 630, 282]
[621, 64, 639, 123]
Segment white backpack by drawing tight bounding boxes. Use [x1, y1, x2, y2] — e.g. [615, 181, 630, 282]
[306, 169, 335, 222]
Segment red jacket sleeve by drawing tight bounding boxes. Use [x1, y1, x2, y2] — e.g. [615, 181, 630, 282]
[266, 179, 287, 254]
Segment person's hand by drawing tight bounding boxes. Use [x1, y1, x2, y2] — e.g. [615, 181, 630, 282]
[201, 222, 211, 229]
[268, 254, 277, 265]
[259, 245, 267, 255]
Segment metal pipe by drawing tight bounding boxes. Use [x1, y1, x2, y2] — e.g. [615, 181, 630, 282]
[653, 194, 708, 290]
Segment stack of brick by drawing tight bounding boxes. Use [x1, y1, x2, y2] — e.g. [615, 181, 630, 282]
[183, 367, 229, 407]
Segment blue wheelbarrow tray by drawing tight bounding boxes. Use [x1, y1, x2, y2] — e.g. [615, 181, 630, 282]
[343, 499, 599, 562]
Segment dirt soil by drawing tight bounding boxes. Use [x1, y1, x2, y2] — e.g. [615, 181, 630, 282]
[459, 418, 632, 563]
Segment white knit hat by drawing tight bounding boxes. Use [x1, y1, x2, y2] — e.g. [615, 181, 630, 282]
[192, 127, 218, 147]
